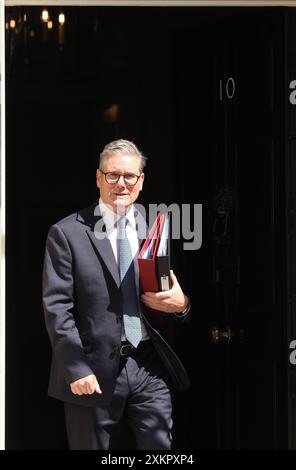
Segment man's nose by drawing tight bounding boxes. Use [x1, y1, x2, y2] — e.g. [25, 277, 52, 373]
[116, 176, 127, 187]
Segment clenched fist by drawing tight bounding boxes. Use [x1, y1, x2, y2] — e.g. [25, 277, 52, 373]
[70, 374, 102, 395]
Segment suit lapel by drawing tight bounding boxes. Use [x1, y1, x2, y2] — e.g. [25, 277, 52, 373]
[134, 202, 148, 249]
[77, 202, 120, 288]
[86, 229, 120, 288]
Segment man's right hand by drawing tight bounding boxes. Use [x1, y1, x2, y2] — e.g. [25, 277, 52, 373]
[70, 374, 102, 395]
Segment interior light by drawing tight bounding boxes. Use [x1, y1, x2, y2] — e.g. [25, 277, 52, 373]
[58, 13, 65, 25]
[41, 9, 49, 22]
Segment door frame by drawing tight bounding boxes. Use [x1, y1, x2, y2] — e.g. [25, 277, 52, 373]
[4, 1, 296, 6]
[1, 0, 295, 450]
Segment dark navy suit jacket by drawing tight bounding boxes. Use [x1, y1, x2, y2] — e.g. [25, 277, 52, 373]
[42, 201, 190, 407]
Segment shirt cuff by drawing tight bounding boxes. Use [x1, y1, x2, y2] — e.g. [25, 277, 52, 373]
[174, 298, 191, 318]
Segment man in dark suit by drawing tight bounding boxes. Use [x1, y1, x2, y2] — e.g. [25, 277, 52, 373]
[42, 139, 190, 450]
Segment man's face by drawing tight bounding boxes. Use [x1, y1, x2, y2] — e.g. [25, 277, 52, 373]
[96, 153, 145, 213]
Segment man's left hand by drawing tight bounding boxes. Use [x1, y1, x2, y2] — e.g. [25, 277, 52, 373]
[141, 270, 188, 314]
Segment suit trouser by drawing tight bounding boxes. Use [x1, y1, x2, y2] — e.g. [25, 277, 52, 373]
[64, 339, 173, 450]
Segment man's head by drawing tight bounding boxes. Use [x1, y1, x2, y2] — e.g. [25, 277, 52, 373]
[96, 139, 146, 213]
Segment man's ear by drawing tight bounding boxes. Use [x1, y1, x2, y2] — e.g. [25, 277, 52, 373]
[139, 173, 145, 191]
[96, 169, 101, 188]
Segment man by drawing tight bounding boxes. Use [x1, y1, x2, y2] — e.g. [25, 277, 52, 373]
[42, 139, 190, 450]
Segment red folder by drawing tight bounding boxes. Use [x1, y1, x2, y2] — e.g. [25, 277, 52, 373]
[138, 213, 163, 292]
[138, 213, 170, 326]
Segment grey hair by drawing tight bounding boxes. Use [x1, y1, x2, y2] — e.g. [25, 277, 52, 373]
[99, 139, 147, 173]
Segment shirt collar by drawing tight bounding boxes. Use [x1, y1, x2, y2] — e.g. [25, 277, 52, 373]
[99, 198, 137, 231]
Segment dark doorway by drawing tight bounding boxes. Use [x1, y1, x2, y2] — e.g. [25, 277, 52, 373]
[5, 5, 296, 449]
[173, 11, 287, 449]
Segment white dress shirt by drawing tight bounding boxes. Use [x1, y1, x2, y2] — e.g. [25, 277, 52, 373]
[99, 198, 149, 342]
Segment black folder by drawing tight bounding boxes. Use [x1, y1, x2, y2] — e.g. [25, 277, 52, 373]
[138, 211, 171, 293]
[156, 212, 171, 291]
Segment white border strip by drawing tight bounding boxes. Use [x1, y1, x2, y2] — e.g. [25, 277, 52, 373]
[0, 0, 5, 452]
[5, 1, 296, 7]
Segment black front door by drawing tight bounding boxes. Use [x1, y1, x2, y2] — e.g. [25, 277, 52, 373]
[173, 10, 288, 449]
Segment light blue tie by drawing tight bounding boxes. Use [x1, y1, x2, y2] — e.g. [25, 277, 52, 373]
[117, 217, 142, 348]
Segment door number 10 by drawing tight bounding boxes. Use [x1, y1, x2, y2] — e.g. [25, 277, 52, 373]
[219, 77, 236, 101]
